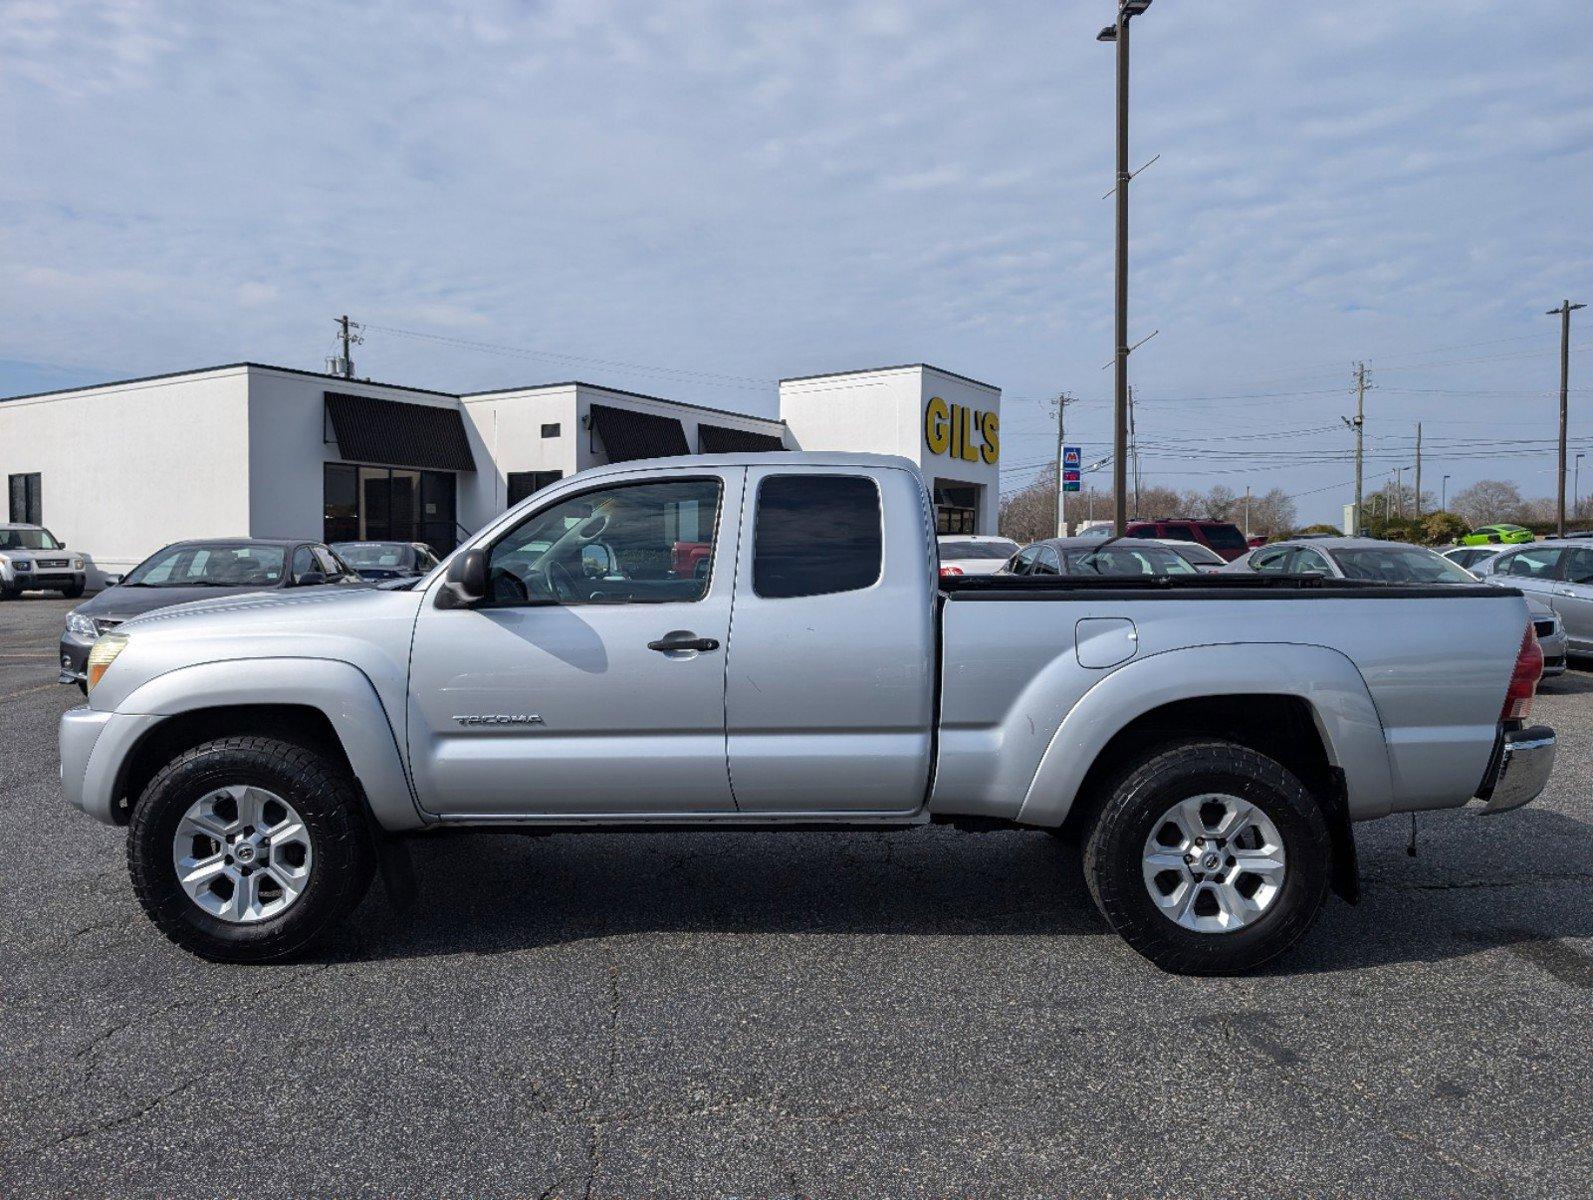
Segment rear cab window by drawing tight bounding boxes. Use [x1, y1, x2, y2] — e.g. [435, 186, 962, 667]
[754, 475, 882, 598]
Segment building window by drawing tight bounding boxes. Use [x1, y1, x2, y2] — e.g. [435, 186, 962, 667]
[541, 423, 561, 439]
[754, 475, 882, 599]
[8, 473, 42, 525]
[506, 470, 563, 508]
[323, 463, 457, 552]
[933, 480, 979, 535]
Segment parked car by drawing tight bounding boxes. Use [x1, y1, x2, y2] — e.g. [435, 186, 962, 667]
[59, 539, 368, 687]
[937, 534, 1020, 577]
[1460, 523, 1534, 546]
[1441, 545, 1508, 572]
[331, 541, 440, 581]
[1144, 537, 1228, 573]
[0, 523, 89, 598]
[61, 453, 1554, 974]
[1003, 537, 1199, 577]
[1246, 534, 1268, 549]
[1466, 539, 1593, 659]
[1075, 518, 1249, 562]
[1229, 536, 1566, 674]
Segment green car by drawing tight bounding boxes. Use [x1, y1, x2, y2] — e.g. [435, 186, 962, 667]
[1459, 523, 1534, 546]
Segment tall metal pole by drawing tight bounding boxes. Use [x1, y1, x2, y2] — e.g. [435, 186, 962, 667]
[1413, 422, 1422, 522]
[1442, 475, 1450, 512]
[1244, 485, 1251, 538]
[1549, 300, 1585, 538]
[1577, 454, 1585, 520]
[1111, 10, 1131, 535]
[1052, 393, 1074, 537]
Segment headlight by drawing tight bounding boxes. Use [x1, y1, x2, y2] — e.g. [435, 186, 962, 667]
[72, 558, 85, 570]
[66, 612, 98, 639]
[14, 560, 32, 571]
[86, 633, 129, 693]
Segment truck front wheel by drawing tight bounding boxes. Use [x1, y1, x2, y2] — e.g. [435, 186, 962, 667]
[1083, 740, 1332, 976]
[127, 735, 375, 963]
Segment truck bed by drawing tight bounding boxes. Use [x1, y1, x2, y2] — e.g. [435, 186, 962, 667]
[932, 574, 1532, 826]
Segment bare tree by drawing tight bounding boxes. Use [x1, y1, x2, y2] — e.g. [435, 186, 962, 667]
[1450, 479, 1525, 526]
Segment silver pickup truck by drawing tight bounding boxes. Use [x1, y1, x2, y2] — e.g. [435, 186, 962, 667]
[59, 453, 1556, 974]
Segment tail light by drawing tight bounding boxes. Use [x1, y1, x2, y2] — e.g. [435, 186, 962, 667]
[939, 565, 964, 577]
[1501, 621, 1543, 722]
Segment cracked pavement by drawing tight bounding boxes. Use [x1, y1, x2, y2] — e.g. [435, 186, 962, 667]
[2, 595, 1591, 1197]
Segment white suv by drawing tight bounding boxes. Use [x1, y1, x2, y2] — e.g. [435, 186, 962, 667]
[0, 523, 88, 598]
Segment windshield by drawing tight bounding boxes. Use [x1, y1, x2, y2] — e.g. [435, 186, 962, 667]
[939, 539, 1019, 560]
[1332, 546, 1476, 584]
[1199, 523, 1248, 551]
[123, 544, 287, 587]
[0, 528, 60, 551]
[332, 542, 408, 568]
[1166, 542, 1225, 566]
[1063, 546, 1197, 576]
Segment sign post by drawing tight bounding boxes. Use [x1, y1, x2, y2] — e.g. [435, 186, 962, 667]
[1060, 446, 1082, 535]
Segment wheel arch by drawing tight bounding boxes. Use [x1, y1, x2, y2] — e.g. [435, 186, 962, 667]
[1019, 642, 1394, 834]
[102, 658, 424, 831]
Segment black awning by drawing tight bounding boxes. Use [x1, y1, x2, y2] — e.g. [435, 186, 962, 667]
[588, 403, 690, 462]
[698, 422, 787, 453]
[324, 392, 476, 472]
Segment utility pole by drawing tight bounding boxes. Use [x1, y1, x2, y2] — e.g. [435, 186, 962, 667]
[1244, 485, 1251, 538]
[1098, 1, 1154, 535]
[1129, 384, 1140, 517]
[1051, 393, 1076, 537]
[329, 314, 362, 379]
[1395, 466, 1404, 520]
[1442, 474, 1450, 512]
[1548, 300, 1586, 537]
[1342, 362, 1368, 535]
[1413, 423, 1422, 521]
[1577, 453, 1586, 521]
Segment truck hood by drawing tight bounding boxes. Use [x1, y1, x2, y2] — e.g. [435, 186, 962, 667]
[117, 583, 410, 635]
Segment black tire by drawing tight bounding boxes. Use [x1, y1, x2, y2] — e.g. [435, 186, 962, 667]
[127, 735, 375, 963]
[1083, 740, 1331, 976]
[61, 581, 85, 598]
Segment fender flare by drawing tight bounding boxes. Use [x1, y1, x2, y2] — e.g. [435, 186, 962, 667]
[113, 656, 425, 831]
[1016, 642, 1395, 827]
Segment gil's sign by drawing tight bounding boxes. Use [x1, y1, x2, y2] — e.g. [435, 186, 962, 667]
[924, 396, 999, 465]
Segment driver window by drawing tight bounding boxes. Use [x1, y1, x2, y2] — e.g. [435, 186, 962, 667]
[1252, 548, 1293, 573]
[485, 478, 722, 606]
[291, 546, 316, 581]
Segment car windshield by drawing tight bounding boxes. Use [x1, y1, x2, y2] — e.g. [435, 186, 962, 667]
[0, 527, 60, 551]
[1199, 524, 1248, 551]
[940, 539, 1019, 560]
[1332, 546, 1476, 584]
[332, 542, 408, 568]
[1166, 542, 1226, 566]
[1063, 546, 1197, 576]
[122, 544, 287, 587]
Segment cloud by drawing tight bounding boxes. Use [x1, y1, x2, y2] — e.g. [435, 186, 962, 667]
[2, 0, 1591, 519]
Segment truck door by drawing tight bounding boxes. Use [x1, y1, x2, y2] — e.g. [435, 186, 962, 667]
[406, 469, 743, 817]
[724, 466, 935, 814]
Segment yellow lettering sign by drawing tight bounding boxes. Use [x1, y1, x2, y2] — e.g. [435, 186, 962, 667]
[924, 397, 999, 465]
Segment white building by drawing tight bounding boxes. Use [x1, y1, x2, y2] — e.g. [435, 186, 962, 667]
[1, 359, 999, 581]
[780, 364, 1001, 535]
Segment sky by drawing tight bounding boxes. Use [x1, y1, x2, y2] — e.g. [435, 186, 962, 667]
[2, 0, 1591, 523]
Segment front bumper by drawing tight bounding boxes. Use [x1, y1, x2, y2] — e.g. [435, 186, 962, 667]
[57, 632, 92, 685]
[1477, 725, 1556, 815]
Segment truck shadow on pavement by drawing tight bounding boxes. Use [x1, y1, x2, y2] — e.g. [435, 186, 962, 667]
[333, 805, 1593, 978]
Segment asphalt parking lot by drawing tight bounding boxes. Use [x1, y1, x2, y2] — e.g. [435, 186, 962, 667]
[2, 595, 1590, 1198]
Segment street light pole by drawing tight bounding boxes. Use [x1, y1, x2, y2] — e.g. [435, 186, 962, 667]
[1442, 475, 1450, 512]
[1548, 299, 1586, 537]
[1577, 453, 1586, 522]
[1099, 1, 1152, 535]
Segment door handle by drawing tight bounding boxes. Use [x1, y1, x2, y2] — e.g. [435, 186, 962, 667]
[647, 630, 720, 653]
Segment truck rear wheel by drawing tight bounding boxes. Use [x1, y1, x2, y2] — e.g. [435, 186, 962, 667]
[127, 735, 375, 963]
[1083, 740, 1331, 976]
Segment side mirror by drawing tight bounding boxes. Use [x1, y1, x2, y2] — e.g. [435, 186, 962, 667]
[439, 547, 487, 607]
[58, 540, 67, 549]
[294, 570, 328, 587]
